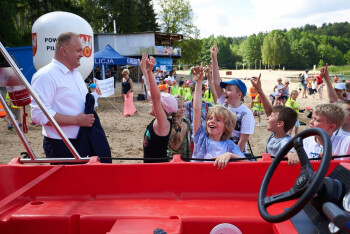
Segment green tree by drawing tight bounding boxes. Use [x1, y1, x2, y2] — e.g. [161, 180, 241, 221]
[285, 28, 302, 44]
[241, 34, 262, 69]
[0, 1, 21, 47]
[261, 30, 290, 69]
[197, 35, 215, 65]
[82, 0, 109, 33]
[216, 36, 235, 69]
[289, 35, 318, 69]
[157, 0, 199, 39]
[345, 50, 350, 65]
[174, 39, 202, 65]
[317, 43, 345, 66]
[137, 0, 159, 32]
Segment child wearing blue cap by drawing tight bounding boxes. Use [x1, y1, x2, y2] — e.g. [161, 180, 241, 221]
[88, 83, 99, 109]
[211, 41, 255, 153]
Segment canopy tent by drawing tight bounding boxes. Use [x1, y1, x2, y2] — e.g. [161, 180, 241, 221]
[94, 44, 139, 81]
[94, 44, 138, 66]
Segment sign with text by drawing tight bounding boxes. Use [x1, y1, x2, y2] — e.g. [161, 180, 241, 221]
[94, 77, 114, 97]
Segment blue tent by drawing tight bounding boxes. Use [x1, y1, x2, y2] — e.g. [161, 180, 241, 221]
[94, 44, 138, 66]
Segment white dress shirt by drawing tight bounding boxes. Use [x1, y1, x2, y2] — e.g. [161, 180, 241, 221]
[31, 59, 87, 139]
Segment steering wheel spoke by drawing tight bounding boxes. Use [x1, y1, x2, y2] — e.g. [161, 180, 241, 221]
[263, 188, 298, 207]
[293, 137, 311, 168]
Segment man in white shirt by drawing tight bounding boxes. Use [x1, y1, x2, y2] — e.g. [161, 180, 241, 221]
[31, 32, 95, 159]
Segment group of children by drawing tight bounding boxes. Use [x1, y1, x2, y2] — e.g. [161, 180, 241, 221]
[139, 42, 350, 169]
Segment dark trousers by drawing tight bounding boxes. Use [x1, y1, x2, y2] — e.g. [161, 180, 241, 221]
[43, 137, 82, 163]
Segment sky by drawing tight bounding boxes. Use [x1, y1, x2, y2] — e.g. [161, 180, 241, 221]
[188, 0, 350, 38]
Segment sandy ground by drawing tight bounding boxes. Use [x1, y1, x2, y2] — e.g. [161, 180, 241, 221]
[0, 69, 329, 164]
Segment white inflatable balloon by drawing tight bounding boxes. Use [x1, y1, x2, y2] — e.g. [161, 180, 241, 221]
[32, 11, 94, 79]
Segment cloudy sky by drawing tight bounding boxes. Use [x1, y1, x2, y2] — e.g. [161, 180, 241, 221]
[188, 0, 350, 38]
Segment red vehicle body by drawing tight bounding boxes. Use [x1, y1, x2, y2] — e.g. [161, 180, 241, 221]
[0, 154, 348, 234]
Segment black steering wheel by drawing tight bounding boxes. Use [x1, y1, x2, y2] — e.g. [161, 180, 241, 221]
[258, 128, 332, 223]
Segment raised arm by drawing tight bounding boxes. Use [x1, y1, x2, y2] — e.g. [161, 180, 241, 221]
[147, 56, 170, 136]
[138, 53, 151, 95]
[205, 64, 218, 104]
[192, 63, 204, 136]
[321, 63, 338, 103]
[250, 74, 273, 116]
[211, 41, 223, 98]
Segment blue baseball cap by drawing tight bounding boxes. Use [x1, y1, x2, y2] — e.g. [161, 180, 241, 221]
[89, 83, 97, 88]
[220, 79, 247, 96]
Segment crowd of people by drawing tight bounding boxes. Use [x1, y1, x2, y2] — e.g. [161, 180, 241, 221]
[6, 31, 346, 167]
[137, 41, 350, 168]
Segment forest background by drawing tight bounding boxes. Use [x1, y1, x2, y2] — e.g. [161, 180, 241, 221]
[1, 0, 350, 71]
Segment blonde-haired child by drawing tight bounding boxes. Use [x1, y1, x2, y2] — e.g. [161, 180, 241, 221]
[192, 64, 245, 169]
[287, 103, 350, 165]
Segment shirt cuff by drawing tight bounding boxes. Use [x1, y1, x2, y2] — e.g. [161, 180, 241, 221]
[39, 109, 56, 125]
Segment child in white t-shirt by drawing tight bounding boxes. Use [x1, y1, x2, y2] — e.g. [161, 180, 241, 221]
[287, 104, 350, 165]
[192, 64, 245, 169]
[211, 41, 254, 153]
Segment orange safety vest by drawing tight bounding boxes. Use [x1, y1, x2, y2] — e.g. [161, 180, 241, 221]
[250, 86, 258, 98]
[0, 102, 6, 118]
[158, 84, 169, 93]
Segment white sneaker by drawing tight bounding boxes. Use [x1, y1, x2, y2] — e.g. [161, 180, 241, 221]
[256, 123, 262, 127]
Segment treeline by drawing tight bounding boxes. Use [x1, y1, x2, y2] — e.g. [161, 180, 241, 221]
[179, 22, 350, 70]
[1, 0, 350, 70]
[0, 0, 159, 47]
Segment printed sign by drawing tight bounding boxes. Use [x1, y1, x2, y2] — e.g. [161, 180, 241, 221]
[94, 77, 115, 97]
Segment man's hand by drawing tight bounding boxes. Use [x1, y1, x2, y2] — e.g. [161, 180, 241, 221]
[76, 112, 95, 127]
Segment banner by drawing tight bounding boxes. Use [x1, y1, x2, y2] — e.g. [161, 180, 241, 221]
[94, 77, 114, 97]
[155, 46, 181, 56]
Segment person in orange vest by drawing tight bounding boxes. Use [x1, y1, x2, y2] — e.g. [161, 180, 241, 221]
[249, 85, 258, 108]
[0, 102, 6, 118]
[158, 78, 168, 93]
[0, 101, 11, 130]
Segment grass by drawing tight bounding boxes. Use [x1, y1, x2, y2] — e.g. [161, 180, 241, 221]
[327, 65, 350, 75]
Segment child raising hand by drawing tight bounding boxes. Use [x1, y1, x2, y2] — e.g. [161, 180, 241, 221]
[192, 64, 245, 169]
[139, 54, 178, 163]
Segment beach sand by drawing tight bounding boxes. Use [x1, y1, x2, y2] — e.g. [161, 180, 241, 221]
[0, 69, 329, 164]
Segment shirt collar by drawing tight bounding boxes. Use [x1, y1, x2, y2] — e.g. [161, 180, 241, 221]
[52, 59, 77, 74]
